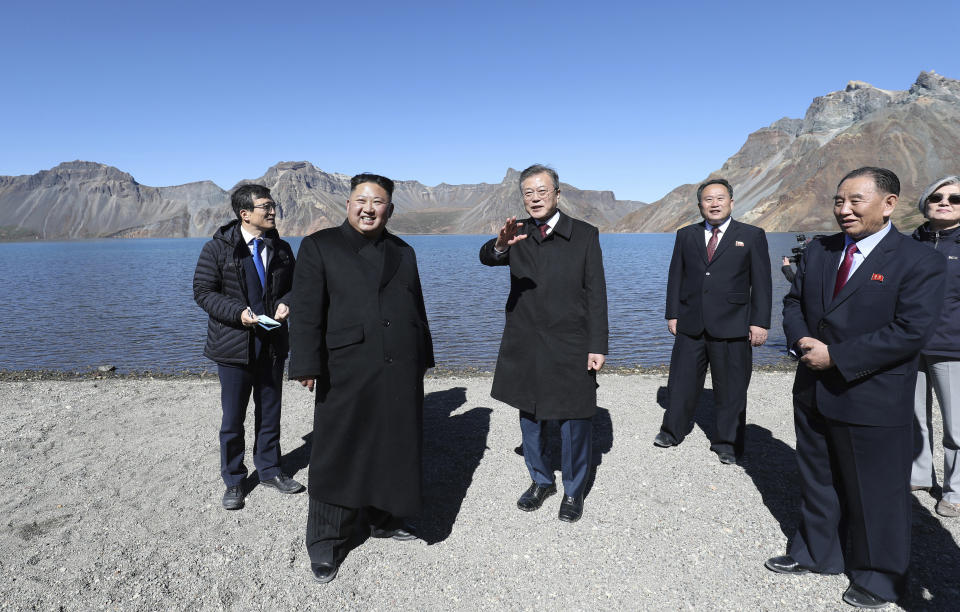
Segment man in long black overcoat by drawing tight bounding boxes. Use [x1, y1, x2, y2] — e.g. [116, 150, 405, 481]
[479, 164, 608, 523]
[288, 173, 434, 583]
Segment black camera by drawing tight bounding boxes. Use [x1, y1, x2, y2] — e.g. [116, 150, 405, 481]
[784, 233, 827, 265]
[786, 233, 807, 265]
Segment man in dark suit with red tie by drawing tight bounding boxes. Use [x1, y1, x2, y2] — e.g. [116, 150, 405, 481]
[654, 178, 772, 464]
[766, 167, 946, 609]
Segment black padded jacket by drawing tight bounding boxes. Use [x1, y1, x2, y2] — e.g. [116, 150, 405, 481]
[193, 220, 295, 366]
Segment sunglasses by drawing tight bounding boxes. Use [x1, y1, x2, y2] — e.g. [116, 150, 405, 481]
[927, 193, 960, 205]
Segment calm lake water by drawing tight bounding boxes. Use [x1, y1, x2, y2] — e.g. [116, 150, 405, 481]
[2, 233, 804, 373]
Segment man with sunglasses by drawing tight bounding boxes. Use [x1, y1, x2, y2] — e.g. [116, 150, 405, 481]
[768, 167, 946, 608]
[194, 184, 304, 511]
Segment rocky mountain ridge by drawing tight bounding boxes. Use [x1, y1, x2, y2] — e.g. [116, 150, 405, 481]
[0, 161, 645, 240]
[615, 71, 960, 233]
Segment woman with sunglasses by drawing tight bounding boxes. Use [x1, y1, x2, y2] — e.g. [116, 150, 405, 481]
[911, 175, 960, 518]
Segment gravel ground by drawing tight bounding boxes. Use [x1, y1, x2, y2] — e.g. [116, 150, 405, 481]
[1, 373, 958, 611]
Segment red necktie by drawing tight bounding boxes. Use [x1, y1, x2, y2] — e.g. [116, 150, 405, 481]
[540, 224, 549, 239]
[706, 227, 719, 261]
[833, 242, 858, 298]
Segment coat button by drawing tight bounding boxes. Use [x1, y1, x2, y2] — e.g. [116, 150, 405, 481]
[383, 319, 391, 327]
[384, 355, 393, 364]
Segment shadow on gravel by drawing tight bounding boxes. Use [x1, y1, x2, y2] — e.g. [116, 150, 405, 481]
[419, 387, 491, 544]
[244, 432, 313, 493]
[901, 496, 960, 611]
[280, 432, 313, 479]
[655, 384, 716, 441]
[657, 385, 802, 539]
[740, 425, 800, 539]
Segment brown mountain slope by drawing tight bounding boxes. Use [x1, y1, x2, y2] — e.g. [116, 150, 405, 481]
[615, 71, 960, 233]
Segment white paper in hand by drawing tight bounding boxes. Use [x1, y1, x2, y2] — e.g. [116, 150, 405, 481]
[257, 314, 281, 330]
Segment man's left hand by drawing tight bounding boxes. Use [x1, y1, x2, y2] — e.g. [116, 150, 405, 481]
[797, 337, 834, 370]
[748, 326, 768, 347]
[587, 353, 605, 372]
[274, 303, 289, 322]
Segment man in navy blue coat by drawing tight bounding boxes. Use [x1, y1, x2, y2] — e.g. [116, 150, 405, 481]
[766, 167, 946, 608]
[654, 178, 772, 464]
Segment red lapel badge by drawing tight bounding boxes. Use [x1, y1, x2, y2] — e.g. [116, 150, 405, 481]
[871, 273, 884, 282]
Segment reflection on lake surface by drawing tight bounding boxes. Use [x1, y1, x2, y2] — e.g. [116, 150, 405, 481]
[2, 233, 804, 373]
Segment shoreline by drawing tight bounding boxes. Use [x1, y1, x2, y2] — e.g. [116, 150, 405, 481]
[0, 361, 800, 382]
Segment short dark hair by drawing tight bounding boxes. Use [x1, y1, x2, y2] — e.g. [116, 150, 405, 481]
[519, 164, 559, 192]
[231, 184, 272, 220]
[697, 178, 733, 203]
[351, 173, 394, 199]
[837, 167, 900, 197]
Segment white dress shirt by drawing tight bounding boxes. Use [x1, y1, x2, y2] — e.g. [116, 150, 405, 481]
[240, 225, 269, 269]
[838, 222, 892, 283]
[703, 216, 733, 247]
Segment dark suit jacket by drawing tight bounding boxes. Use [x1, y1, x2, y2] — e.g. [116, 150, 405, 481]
[479, 211, 608, 420]
[666, 219, 772, 338]
[783, 226, 945, 426]
[288, 222, 434, 516]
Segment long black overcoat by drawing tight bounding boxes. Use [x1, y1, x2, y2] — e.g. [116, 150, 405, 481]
[288, 222, 434, 517]
[479, 211, 608, 420]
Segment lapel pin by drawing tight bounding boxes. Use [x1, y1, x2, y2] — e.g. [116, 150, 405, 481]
[871, 273, 884, 282]
[735, 240, 744, 247]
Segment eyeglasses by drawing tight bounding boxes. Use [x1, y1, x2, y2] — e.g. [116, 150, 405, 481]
[251, 203, 278, 212]
[522, 188, 557, 200]
[927, 193, 960, 205]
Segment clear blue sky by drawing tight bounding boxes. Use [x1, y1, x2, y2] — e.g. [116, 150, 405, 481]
[2, 0, 957, 202]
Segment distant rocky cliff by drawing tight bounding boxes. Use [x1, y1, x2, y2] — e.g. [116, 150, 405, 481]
[615, 71, 960, 233]
[0, 162, 644, 240]
[0, 162, 227, 240]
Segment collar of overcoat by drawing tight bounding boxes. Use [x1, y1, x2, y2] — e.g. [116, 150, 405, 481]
[528, 210, 573, 244]
[822, 224, 901, 312]
[337, 221, 402, 288]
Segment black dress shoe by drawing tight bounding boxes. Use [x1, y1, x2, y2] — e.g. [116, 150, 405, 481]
[517, 482, 557, 511]
[653, 432, 678, 448]
[558, 495, 584, 522]
[222, 485, 245, 510]
[718, 452, 738, 465]
[311, 562, 339, 584]
[842, 583, 889, 609]
[764, 555, 811, 574]
[371, 523, 418, 541]
[260, 474, 305, 494]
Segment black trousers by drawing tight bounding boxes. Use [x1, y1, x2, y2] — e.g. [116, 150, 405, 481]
[788, 396, 912, 602]
[305, 495, 401, 565]
[661, 331, 751, 456]
[216, 349, 284, 487]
